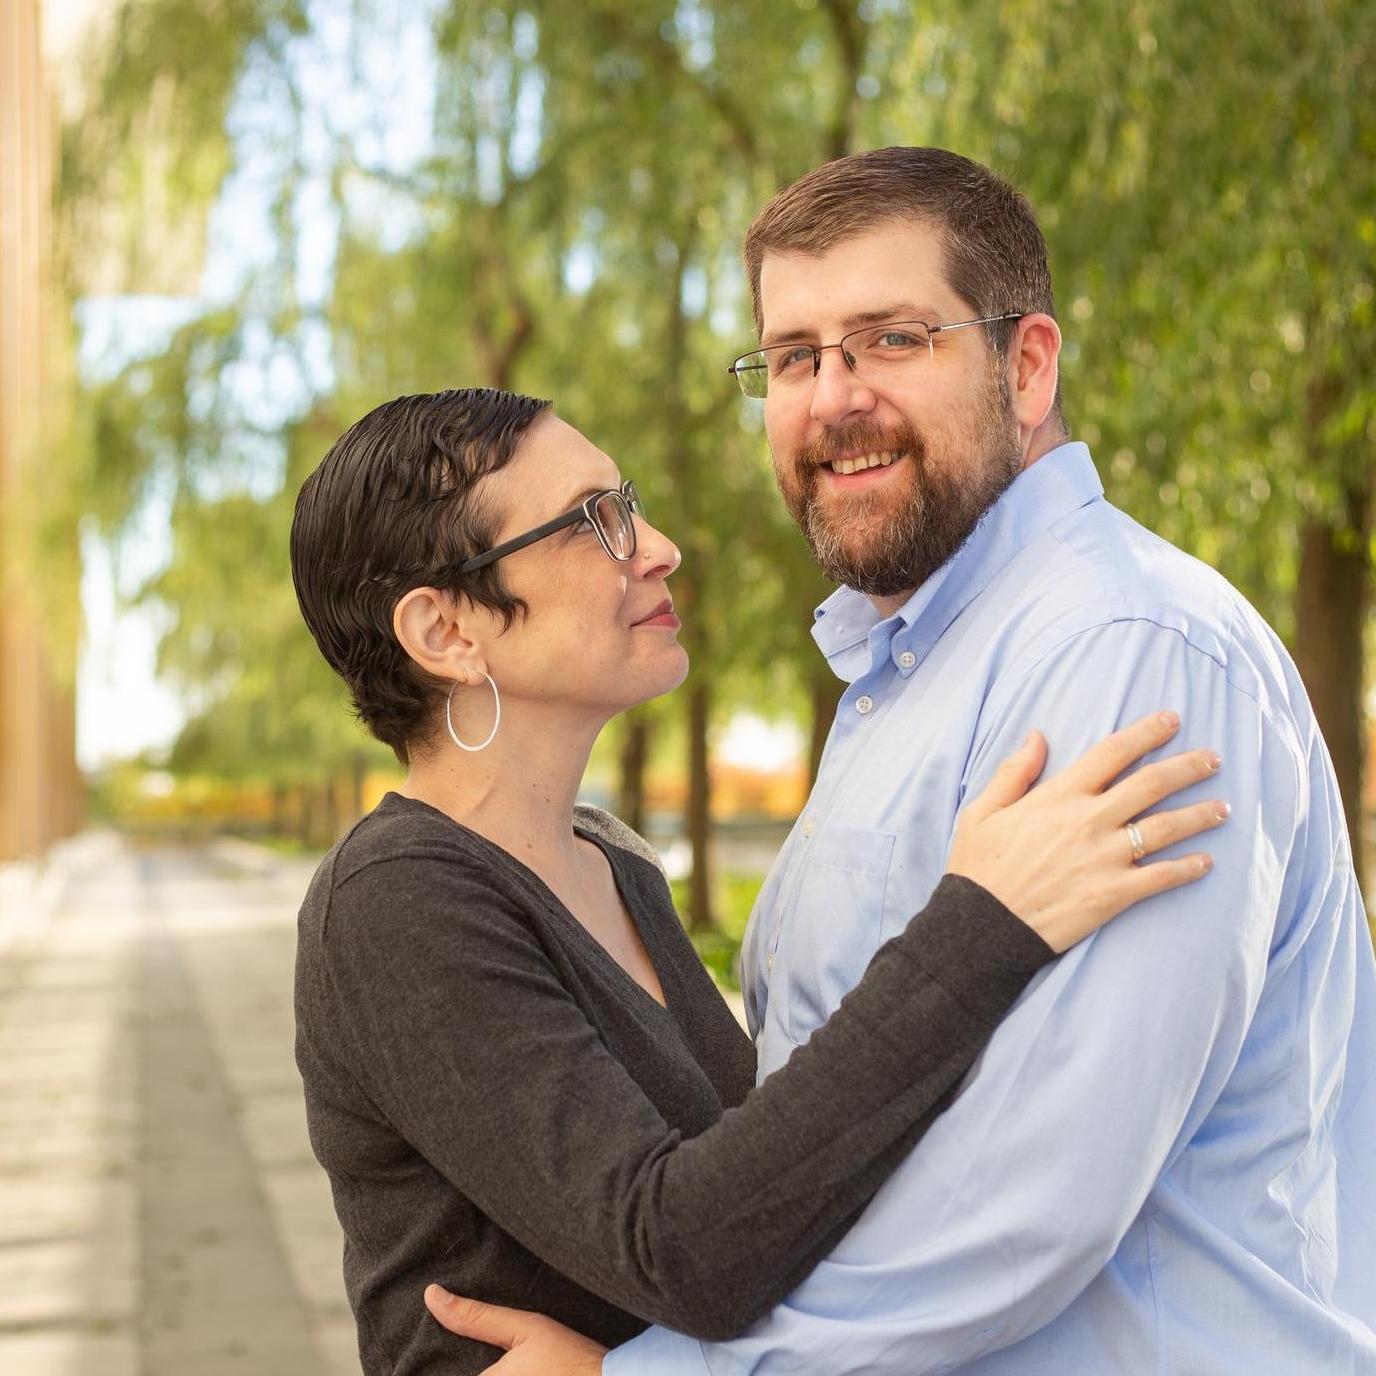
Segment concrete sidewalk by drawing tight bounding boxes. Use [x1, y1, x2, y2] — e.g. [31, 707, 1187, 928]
[0, 833, 357, 1376]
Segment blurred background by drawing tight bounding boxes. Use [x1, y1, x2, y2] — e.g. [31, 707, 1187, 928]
[1, 0, 1372, 1371]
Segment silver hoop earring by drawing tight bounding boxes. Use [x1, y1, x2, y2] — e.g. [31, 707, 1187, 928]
[446, 674, 500, 752]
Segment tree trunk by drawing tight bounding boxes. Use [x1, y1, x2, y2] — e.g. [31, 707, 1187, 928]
[655, 229, 717, 931]
[319, 779, 339, 847]
[270, 782, 288, 835]
[808, 669, 844, 786]
[820, 0, 865, 161]
[296, 784, 314, 847]
[617, 709, 652, 836]
[349, 752, 367, 823]
[686, 678, 716, 932]
[1294, 479, 1370, 893]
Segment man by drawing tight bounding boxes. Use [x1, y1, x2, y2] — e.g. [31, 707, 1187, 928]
[429, 147, 1376, 1372]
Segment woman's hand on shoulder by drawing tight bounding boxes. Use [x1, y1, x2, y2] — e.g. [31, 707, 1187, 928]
[946, 711, 1229, 953]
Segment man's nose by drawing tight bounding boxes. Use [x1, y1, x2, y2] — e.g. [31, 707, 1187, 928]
[809, 347, 876, 428]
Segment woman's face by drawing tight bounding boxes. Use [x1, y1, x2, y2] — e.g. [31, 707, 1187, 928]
[470, 413, 689, 718]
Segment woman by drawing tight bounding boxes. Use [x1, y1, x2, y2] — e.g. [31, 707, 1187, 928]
[289, 388, 1226, 1376]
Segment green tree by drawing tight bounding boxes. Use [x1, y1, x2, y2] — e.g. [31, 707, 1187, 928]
[61, 0, 1372, 913]
[889, 0, 1376, 882]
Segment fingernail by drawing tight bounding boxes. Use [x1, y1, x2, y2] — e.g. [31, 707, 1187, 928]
[1160, 711, 1180, 730]
[1198, 854, 1213, 873]
[1207, 752, 1223, 771]
[1215, 801, 1231, 821]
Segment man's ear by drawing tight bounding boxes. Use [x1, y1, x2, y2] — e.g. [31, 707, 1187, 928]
[1006, 312, 1061, 438]
[392, 586, 488, 683]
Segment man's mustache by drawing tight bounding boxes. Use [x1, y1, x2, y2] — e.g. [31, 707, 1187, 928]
[796, 422, 924, 470]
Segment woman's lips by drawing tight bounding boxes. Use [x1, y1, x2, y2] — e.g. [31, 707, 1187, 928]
[633, 598, 680, 629]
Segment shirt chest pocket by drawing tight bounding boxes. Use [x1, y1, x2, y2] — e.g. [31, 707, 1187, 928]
[782, 823, 896, 1045]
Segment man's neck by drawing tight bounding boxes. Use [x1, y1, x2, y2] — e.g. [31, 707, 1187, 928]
[863, 430, 1073, 620]
[868, 587, 916, 619]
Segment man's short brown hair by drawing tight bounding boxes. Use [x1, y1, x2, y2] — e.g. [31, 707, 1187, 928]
[743, 146, 1057, 369]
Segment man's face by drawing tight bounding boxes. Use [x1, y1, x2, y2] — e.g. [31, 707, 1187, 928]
[758, 218, 1024, 599]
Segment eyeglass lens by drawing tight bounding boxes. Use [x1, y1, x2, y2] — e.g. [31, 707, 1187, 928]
[738, 322, 936, 399]
[592, 488, 638, 559]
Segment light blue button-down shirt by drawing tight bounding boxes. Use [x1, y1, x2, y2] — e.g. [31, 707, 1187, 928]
[607, 442, 1376, 1375]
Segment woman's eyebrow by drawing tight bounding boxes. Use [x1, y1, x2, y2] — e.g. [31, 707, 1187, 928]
[554, 482, 612, 513]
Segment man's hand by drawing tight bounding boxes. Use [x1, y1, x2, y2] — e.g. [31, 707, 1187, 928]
[423, 1284, 607, 1375]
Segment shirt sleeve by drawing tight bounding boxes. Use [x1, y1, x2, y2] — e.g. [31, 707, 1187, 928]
[315, 854, 1052, 1342]
[606, 617, 1300, 1375]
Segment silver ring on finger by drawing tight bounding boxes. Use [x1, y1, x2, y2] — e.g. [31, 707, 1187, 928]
[1125, 820, 1147, 864]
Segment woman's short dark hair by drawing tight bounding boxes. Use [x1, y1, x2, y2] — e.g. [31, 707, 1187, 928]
[290, 388, 551, 764]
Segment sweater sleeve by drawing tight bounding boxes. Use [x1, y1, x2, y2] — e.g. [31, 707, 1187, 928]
[316, 859, 1052, 1342]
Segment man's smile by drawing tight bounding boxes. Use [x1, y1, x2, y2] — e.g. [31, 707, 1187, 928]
[816, 452, 909, 491]
[823, 449, 902, 475]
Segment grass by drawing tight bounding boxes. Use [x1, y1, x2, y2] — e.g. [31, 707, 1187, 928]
[670, 871, 766, 992]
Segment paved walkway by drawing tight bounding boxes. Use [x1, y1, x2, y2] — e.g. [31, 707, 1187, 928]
[0, 829, 751, 1376]
[0, 833, 357, 1376]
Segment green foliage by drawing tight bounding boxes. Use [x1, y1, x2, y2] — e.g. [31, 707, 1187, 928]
[59, 0, 1373, 883]
[923, 0, 1376, 636]
[673, 870, 765, 990]
[58, 0, 306, 294]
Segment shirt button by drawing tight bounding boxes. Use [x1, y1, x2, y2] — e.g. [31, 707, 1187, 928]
[802, 818, 815, 837]
[856, 695, 874, 715]
[898, 650, 916, 670]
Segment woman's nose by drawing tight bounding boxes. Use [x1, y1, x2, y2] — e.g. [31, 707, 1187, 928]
[634, 516, 680, 576]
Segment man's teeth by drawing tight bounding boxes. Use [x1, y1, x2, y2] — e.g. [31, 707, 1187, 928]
[829, 451, 900, 475]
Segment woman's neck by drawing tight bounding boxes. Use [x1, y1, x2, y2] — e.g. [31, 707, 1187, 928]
[398, 704, 604, 876]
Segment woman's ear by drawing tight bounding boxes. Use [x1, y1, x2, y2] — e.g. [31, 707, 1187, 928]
[393, 587, 488, 682]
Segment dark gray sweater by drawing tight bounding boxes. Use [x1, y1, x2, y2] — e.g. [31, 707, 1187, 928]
[295, 792, 1053, 1375]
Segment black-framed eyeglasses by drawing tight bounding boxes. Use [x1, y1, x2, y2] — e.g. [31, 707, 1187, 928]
[727, 313, 1025, 400]
[457, 480, 644, 573]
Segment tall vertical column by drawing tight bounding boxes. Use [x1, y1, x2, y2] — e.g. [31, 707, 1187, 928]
[0, 0, 84, 863]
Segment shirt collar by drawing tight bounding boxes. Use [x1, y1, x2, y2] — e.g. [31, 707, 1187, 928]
[812, 442, 1105, 680]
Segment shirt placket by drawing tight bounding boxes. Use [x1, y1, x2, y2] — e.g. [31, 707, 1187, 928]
[761, 626, 898, 997]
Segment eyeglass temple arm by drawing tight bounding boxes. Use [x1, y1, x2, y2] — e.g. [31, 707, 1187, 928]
[458, 484, 634, 574]
[457, 508, 584, 574]
[930, 312, 1025, 337]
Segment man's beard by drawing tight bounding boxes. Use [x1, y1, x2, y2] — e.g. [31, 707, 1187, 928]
[776, 382, 1023, 598]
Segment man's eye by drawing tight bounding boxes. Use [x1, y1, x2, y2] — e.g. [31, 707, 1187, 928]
[772, 346, 814, 375]
[874, 329, 922, 349]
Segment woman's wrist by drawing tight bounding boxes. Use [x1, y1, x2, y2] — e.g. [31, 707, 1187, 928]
[910, 873, 1056, 1025]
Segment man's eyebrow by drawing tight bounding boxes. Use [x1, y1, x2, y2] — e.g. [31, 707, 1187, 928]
[758, 324, 814, 349]
[839, 303, 941, 330]
[759, 304, 941, 348]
